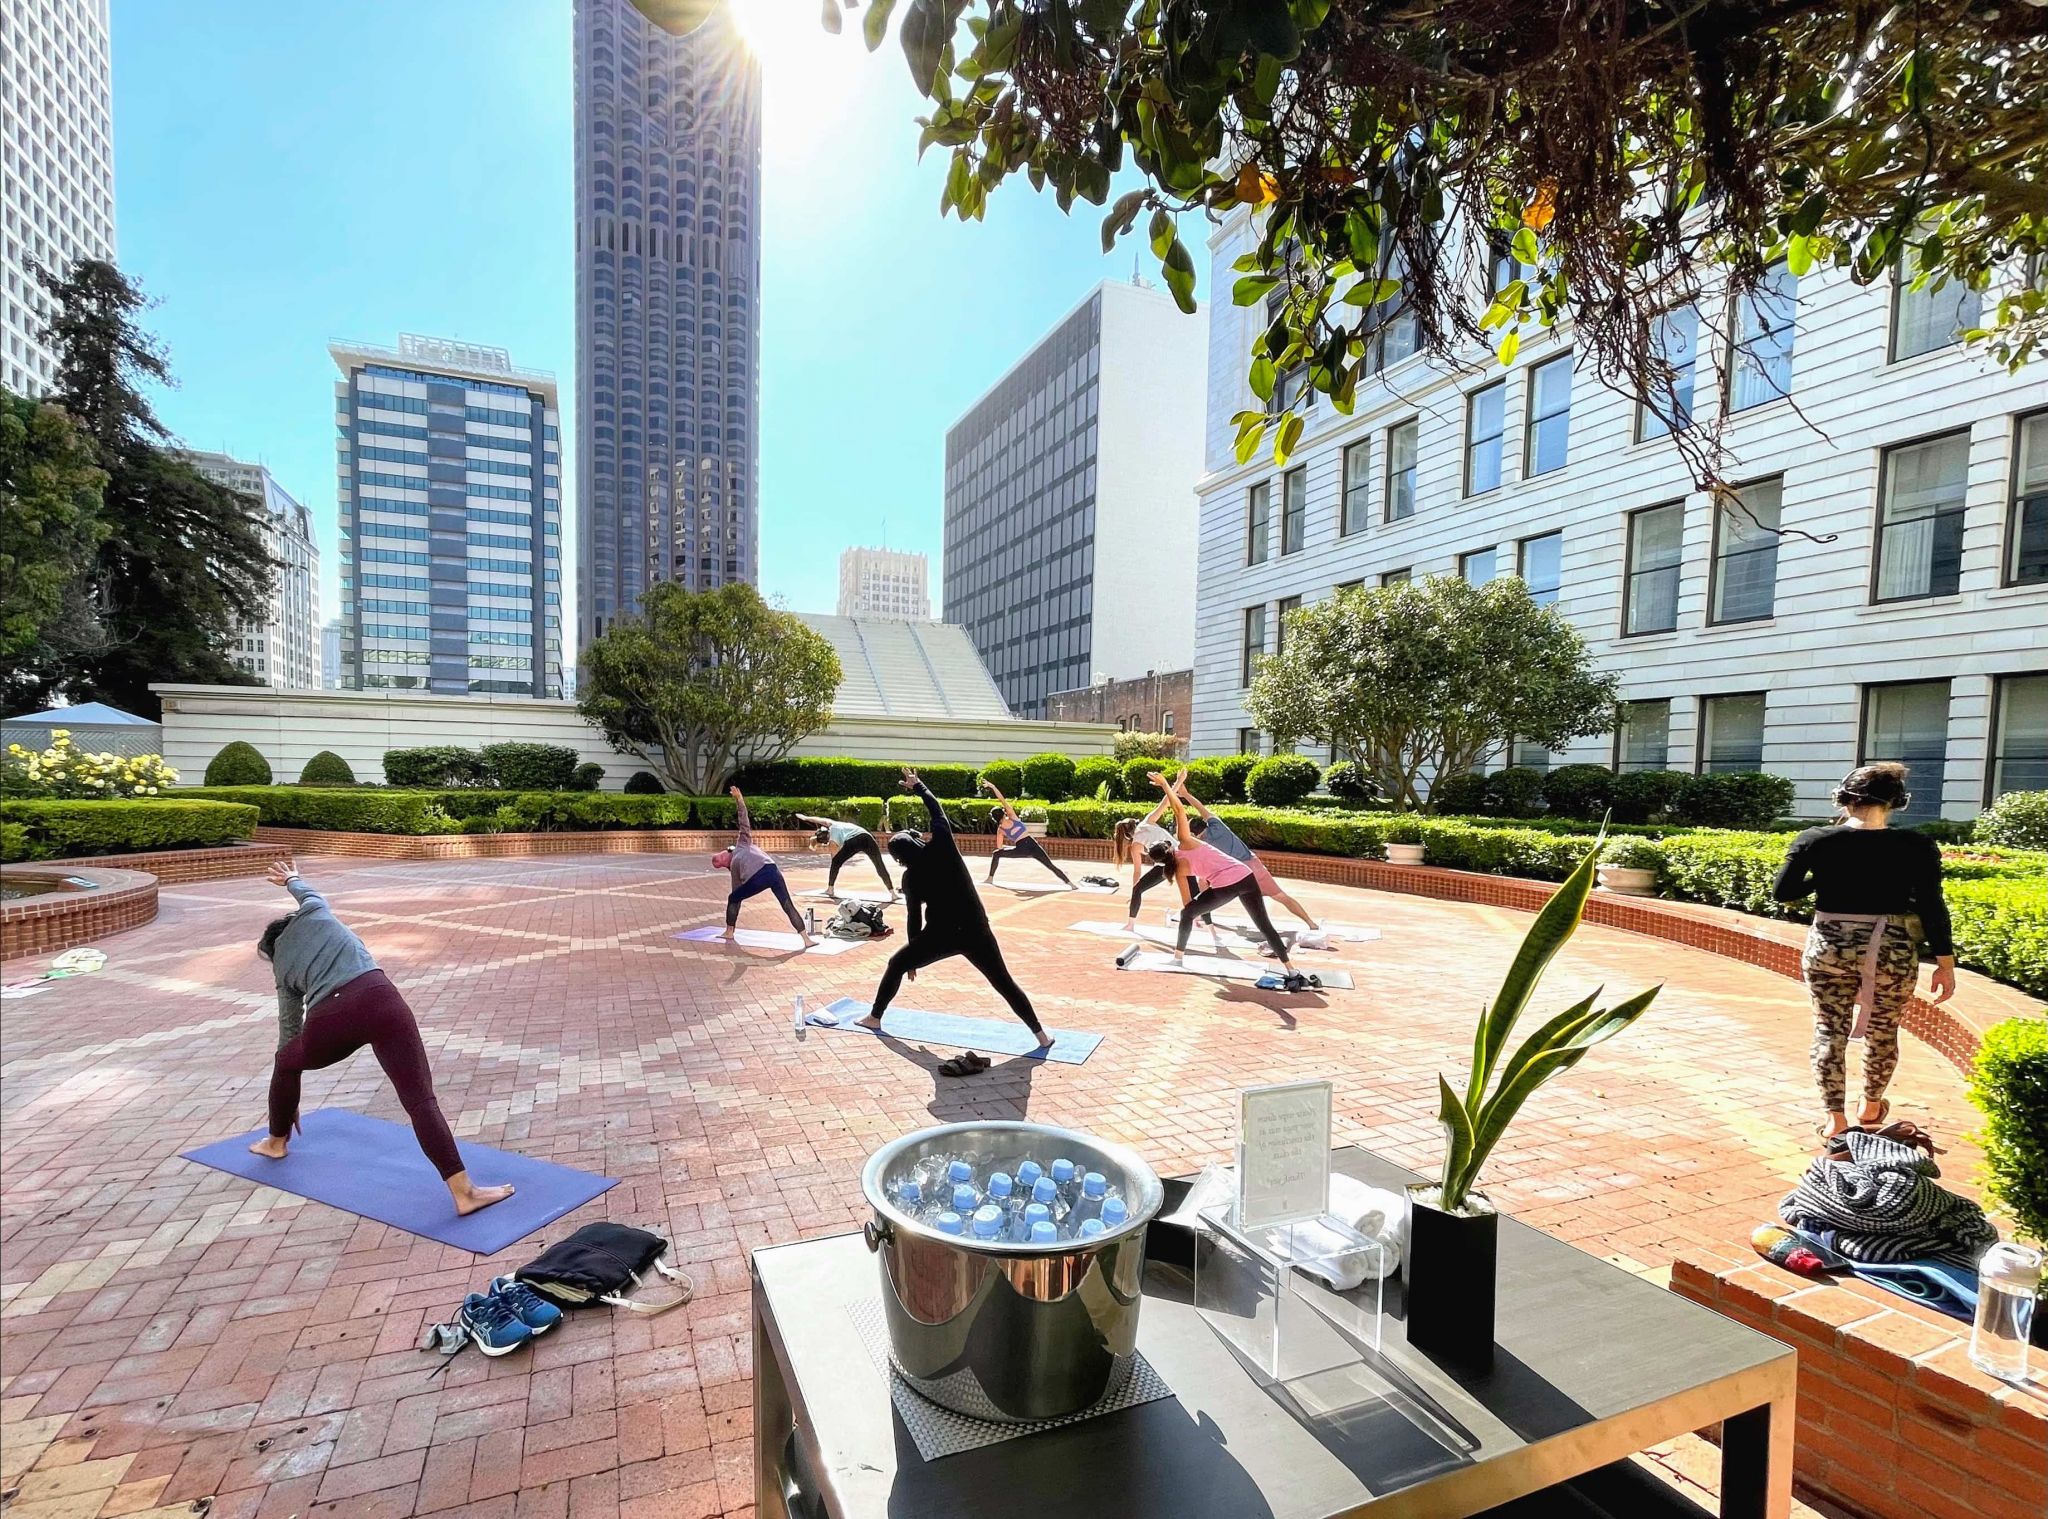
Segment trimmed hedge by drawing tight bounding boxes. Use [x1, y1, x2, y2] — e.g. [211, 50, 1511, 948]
[1323, 760, 1377, 801]
[1247, 753, 1320, 807]
[1217, 753, 1257, 802]
[1978, 790, 2048, 851]
[624, 771, 665, 794]
[729, 757, 978, 798]
[178, 785, 885, 837]
[571, 763, 605, 792]
[384, 746, 490, 788]
[1675, 770, 1796, 828]
[481, 742, 580, 792]
[1430, 771, 1487, 814]
[978, 760, 1023, 797]
[2, 798, 260, 861]
[1072, 755, 1119, 799]
[1610, 769, 1689, 823]
[298, 750, 356, 786]
[1541, 764, 1614, 819]
[1969, 1016, 2048, 1247]
[1482, 766, 1546, 819]
[205, 742, 271, 787]
[1022, 752, 1077, 802]
[1183, 758, 1226, 803]
[1121, 756, 1172, 800]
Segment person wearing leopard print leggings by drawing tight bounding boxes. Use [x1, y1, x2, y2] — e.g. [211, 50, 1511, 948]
[1774, 763, 1956, 1141]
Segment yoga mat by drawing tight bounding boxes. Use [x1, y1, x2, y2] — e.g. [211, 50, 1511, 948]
[673, 926, 865, 954]
[180, 1108, 616, 1255]
[984, 879, 1118, 895]
[1071, 919, 1377, 951]
[818, 996, 1101, 1065]
[796, 888, 894, 903]
[1166, 913, 1381, 944]
[1116, 950, 1354, 988]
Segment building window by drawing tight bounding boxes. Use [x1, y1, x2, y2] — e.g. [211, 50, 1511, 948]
[1700, 692, 1767, 773]
[1381, 568, 1411, 586]
[1275, 594, 1301, 655]
[1615, 699, 1673, 772]
[1385, 419, 1418, 522]
[1280, 467, 1307, 556]
[1989, 673, 2048, 800]
[1874, 432, 1968, 602]
[1709, 477, 1782, 624]
[1890, 271, 1983, 363]
[1465, 382, 1504, 495]
[1509, 739, 1553, 773]
[1341, 440, 1371, 536]
[1241, 605, 1267, 686]
[1162, 711, 1175, 736]
[1623, 501, 1684, 635]
[1861, 680, 1951, 824]
[1524, 356, 1572, 476]
[2008, 410, 2048, 586]
[1238, 728, 1263, 756]
[1728, 264, 1796, 411]
[1245, 481, 1270, 566]
[1460, 547, 1498, 584]
[1636, 306, 1698, 441]
[1517, 531, 1562, 606]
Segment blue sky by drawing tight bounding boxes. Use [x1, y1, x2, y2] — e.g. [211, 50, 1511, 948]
[112, 0, 1206, 623]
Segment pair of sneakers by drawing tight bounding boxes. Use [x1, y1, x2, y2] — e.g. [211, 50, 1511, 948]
[459, 1276, 564, 1356]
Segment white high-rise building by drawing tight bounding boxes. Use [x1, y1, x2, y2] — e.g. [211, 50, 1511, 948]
[944, 280, 1208, 717]
[181, 452, 322, 691]
[837, 547, 930, 621]
[1, 0, 115, 397]
[1191, 210, 2048, 820]
[321, 620, 342, 689]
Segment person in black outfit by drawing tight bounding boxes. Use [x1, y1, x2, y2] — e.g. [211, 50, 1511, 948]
[856, 767, 1054, 1050]
[1772, 762, 1956, 1140]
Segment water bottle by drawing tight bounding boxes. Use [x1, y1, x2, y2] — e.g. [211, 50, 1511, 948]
[1068, 1171, 1109, 1230]
[892, 1177, 926, 1221]
[1016, 1159, 1044, 1191]
[1031, 1175, 1062, 1225]
[1029, 1220, 1058, 1244]
[806, 906, 817, 938]
[791, 993, 806, 1036]
[1078, 1217, 1107, 1238]
[1100, 1196, 1129, 1231]
[947, 1159, 978, 1210]
[1970, 1242, 2042, 1382]
[950, 1183, 979, 1218]
[1050, 1157, 1078, 1208]
[1014, 1200, 1051, 1243]
[934, 1210, 963, 1236]
[985, 1172, 1019, 1236]
[970, 1205, 1005, 1242]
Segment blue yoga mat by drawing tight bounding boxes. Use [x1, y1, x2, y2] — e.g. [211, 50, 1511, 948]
[181, 1108, 617, 1255]
[820, 996, 1101, 1065]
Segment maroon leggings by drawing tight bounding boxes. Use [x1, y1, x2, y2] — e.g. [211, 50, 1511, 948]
[268, 970, 464, 1179]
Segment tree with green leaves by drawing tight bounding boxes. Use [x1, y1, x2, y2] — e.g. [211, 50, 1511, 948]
[0, 391, 107, 700]
[31, 260, 273, 715]
[1246, 576, 1618, 810]
[578, 581, 843, 794]
[660, 0, 2045, 479]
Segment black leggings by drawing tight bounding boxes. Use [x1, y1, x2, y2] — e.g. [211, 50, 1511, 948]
[268, 970, 464, 1178]
[1176, 875, 1287, 962]
[727, 862, 804, 931]
[870, 924, 1042, 1033]
[987, 835, 1071, 884]
[828, 835, 892, 893]
[1128, 865, 1173, 920]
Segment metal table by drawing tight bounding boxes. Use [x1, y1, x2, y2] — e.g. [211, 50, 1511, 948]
[753, 1146, 1795, 1519]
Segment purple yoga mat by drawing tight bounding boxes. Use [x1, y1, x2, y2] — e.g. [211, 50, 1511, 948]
[180, 1108, 617, 1255]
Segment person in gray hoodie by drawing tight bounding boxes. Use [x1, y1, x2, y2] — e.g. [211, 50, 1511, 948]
[251, 859, 513, 1216]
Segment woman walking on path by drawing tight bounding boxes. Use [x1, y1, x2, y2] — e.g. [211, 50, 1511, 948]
[981, 778, 1075, 888]
[252, 859, 514, 1216]
[715, 787, 814, 943]
[1773, 763, 1956, 1141]
[1151, 771, 1309, 991]
[796, 811, 895, 899]
[856, 768, 1053, 1049]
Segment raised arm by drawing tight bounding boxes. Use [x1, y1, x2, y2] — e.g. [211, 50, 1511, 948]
[1174, 777, 1217, 820]
[902, 767, 952, 845]
[979, 778, 1018, 820]
[1152, 771, 1196, 847]
[1141, 794, 1172, 827]
[728, 785, 752, 843]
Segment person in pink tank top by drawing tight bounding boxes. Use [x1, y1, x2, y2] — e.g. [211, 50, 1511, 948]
[1148, 770, 1307, 989]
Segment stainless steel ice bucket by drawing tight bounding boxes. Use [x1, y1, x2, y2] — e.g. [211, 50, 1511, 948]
[860, 1120, 1165, 1423]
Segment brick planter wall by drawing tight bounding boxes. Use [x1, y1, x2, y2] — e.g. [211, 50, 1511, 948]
[10, 843, 275, 885]
[1671, 1250, 2046, 1519]
[1, 865, 157, 960]
[250, 825, 818, 860]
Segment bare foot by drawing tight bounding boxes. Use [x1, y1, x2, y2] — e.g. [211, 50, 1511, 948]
[1121, 921, 1136, 934]
[450, 1179, 516, 1215]
[248, 1135, 289, 1160]
[856, 1014, 883, 1031]
[719, 927, 736, 942]
[1036, 1031, 1055, 1050]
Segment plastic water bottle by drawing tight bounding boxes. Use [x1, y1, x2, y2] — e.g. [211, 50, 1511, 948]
[1068, 1171, 1109, 1230]
[1050, 1157, 1078, 1207]
[970, 1205, 1005, 1241]
[893, 1177, 926, 1221]
[934, 1211, 963, 1236]
[951, 1183, 979, 1218]
[1078, 1218, 1107, 1238]
[1014, 1201, 1051, 1243]
[791, 993, 806, 1036]
[1100, 1196, 1129, 1231]
[1971, 1242, 2041, 1382]
[1016, 1159, 1044, 1191]
[1031, 1175, 1061, 1225]
[946, 1160, 978, 1210]
[985, 1172, 1019, 1236]
[1029, 1220, 1058, 1244]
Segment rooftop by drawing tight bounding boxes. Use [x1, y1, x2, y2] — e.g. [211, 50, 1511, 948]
[795, 614, 1013, 720]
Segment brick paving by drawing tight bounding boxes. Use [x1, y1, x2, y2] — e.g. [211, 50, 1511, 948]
[0, 852, 1990, 1518]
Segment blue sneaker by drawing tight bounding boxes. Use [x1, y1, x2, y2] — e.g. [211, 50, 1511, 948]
[460, 1291, 533, 1356]
[490, 1275, 563, 1335]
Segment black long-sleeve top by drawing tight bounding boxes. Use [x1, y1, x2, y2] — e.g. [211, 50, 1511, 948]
[1771, 825, 1955, 957]
[900, 779, 987, 941]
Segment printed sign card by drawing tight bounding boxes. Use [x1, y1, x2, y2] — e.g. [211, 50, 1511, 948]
[1236, 1080, 1332, 1228]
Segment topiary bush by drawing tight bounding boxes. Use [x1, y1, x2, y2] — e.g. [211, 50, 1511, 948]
[1323, 760, 1379, 802]
[205, 741, 272, 787]
[1968, 1016, 2048, 1246]
[570, 762, 605, 792]
[384, 745, 489, 788]
[1183, 757, 1227, 803]
[1541, 763, 1614, 820]
[1676, 771, 1795, 828]
[1246, 752, 1320, 807]
[1112, 730, 1183, 762]
[480, 742, 581, 792]
[978, 759, 1024, 797]
[1021, 752, 1077, 802]
[1978, 790, 2048, 851]
[729, 757, 979, 797]
[1429, 770, 1488, 814]
[297, 750, 356, 786]
[624, 770, 666, 794]
[1610, 769, 1689, 824]
[1072, 755, 1120, 800]
[2, 798, 260, 860]
[1217, 753, 1258, 802]
[1121, 756, 1171, 800]
[1482, 766, 1547, 818]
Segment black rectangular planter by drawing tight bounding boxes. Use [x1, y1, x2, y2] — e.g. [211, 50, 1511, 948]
[1404, 1184, 1499, 1371]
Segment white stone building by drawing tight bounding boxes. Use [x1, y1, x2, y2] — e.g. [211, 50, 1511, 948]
[1191, 212, 2047, 821]
[181, 451, 322, 691]
[1, 0, 115, 396]
[837, 547, 930, 621]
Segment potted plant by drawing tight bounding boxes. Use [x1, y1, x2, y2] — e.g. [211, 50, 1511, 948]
[1406, 833, 1660, 1369]
[1019, 804, 1050, 838]
[1382, 817, 1426, 866]
[1595, 837, 1662, 896]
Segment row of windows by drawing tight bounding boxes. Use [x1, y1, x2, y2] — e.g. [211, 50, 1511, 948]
[469, 557, 532, 576]
[469, 531, 532, 552]
[362, 523, 430, 543]
[361, 573, 427, 591]
[362, 623, 428, 641]
[359, 598, 421, 616]
[362, 549, 430, 566]
[470, 604, 531, 622]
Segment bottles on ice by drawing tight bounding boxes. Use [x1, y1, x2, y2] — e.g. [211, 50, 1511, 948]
[1015, 1201, 1051, 1243]
[1067, 1171, 1110, 1231]
[1100, 1196, 1129, 1230]
[1078, 1218, 1106, 1238]
[1029, 1220, 1058, 1244]
[970, 1205, 1005, 1241]
[892, 1178, 927, 1220]
[950, 1183, 979, 1218]
[934, 1211, 963, 1236]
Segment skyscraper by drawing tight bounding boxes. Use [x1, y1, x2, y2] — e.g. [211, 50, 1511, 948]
[574, 0, 762, 651]
[837, 547, 930, 621]
[180, 452, 322, 691]
[330, 334, 564, 698]
[2, 0, 115, 397]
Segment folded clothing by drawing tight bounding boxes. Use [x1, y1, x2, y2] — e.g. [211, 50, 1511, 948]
[1780, 1129, 1998, 1269]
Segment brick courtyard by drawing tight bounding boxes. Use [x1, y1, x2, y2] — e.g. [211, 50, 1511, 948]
[0, 851, 1990, 1518]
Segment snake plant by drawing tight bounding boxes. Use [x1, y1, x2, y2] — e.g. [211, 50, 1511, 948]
[1435, 831, 1660, 1212]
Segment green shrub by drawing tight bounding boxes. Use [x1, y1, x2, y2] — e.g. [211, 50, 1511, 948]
[570, 762, 605, 792]
[480, 742, 581, 792]
[1430, 770, 1488, 814]
[297, 750, 356, 786]
[887, 794, 1000, 834]
[1978, 790, 2048, 851]
[1072, 755, 1120, 800]
[1021, 752, 1077, 802]
[1112, 730, 1182, 762]
[1323, 760, 1378, 802]
[1183, 758, 1226, 803]
[1969, 1017, 2048, 1246]
[1541, 764, 1614, 820]
[2, 799, 260, 860]
[1600, 836, 1665, 871]
[204, 741, 272, 787]
[1946, 877, 2048, 1000]
[183, 785, 464, 836]
[978, 760, 1024, 797]
[1247, 752, 1320, 807]
[729, 757, 979, 797]
[1217, 753, 1258, 802]
[624, 770, 665, 794]
[384, 745, 489, 788]
[1121, 756, 1171, 800]
[1915, 818, 1979, 846]
[691, 795, 884, 832]
[1676, 771, 1795, 828]
[1610, 769, 1689, 824]
[1483, 766, 1547, 818]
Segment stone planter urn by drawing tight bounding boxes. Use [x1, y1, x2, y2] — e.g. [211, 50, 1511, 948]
[1383, 842, 1427, 866]
[1023, 820, 1049, 838]
[1596, 864, 1658, 896]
